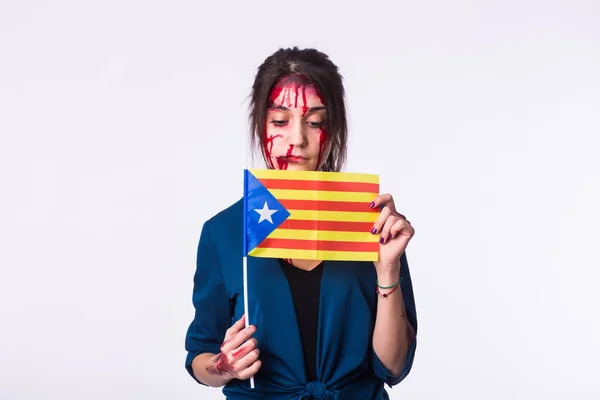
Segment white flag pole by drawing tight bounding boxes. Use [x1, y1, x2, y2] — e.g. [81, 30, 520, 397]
[242, 168, 255, 389]
[242, 255, 254, 389]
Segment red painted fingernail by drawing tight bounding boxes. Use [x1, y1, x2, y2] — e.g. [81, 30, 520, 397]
[369, 201, 375, 208]
[371, 227, 377, 234]
[379, 236, 385, 244]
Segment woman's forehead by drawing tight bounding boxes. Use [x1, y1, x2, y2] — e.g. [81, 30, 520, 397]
[269, 74, 325, 108]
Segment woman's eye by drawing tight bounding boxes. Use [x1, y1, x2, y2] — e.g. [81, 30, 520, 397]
[271, 120, 288, 127]
[308, 121, 324, 128]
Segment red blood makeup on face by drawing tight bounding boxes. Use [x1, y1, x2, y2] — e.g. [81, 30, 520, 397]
[264, 130, 282, 169]
[315, 126, 328, 169]
[264, 74, 329, 171]
[275, 144, 294, 170]
[269, 84, 284, 106]
[301, 86, 308, 116]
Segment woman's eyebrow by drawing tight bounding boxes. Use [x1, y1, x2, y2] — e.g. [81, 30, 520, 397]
[306, 106, 326, 112]
[268, 105, 291, 111]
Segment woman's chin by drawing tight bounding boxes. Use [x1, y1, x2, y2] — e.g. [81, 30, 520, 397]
[269, 159, 318, 171]
[285, 163, 318, 172]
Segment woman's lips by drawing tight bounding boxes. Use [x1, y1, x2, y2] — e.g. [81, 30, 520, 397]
[277, 155, 307, 163]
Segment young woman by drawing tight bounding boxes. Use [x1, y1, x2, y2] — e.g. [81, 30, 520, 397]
[185, 47, 417, 399]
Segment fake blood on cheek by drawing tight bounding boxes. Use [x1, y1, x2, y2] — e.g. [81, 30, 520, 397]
[315, 126, 328, 169]
[275, 145, 294, 170]
[264, 130, 282, 169]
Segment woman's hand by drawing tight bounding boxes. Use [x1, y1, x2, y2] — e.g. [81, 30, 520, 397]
[370, 193, 415, 271]
[205, 314, 262, 383]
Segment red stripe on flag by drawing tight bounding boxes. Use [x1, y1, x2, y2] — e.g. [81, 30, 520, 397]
[278, 219, 374, 232]
[257, 238, 379, 252]
[260, 178, 378, 193]
[279, 199, 378, 213]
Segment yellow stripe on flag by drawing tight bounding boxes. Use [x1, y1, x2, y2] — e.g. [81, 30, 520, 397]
[269, 189, 377, 203]
[287, 209, 378, 223]
[250, 168, 379, 184]
[248, 247, 379, 261]
[266, 229, 377, 242]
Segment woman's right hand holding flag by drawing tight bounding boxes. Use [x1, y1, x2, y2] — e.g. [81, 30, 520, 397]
[193, 314, 261, 386]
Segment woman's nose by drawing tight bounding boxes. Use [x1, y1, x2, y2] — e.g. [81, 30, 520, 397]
[288, 121, 308, 147]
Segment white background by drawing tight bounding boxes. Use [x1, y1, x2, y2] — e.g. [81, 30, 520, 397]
[1, 1, 599, 399]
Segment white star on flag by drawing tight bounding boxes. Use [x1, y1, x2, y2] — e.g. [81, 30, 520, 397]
[254, 201, 278, 224]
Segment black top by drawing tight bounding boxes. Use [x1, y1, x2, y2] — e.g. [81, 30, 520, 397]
[278, 259, 324, 382]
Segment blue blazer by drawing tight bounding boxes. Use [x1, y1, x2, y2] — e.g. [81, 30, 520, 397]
[185, 199, 418, 399]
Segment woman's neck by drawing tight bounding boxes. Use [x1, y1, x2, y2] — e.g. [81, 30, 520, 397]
[284, 258, 323, 271]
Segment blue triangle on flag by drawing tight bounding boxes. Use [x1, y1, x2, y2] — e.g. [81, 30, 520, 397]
[244, 170, 291, 253]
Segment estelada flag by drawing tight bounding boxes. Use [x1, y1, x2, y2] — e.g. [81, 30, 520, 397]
[243, 168, 380, 261]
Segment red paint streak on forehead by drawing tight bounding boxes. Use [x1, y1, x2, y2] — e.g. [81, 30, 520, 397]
[269, 85, 284, 105]
[294, 84, 299, 108]
[268, 74, 325, 110]
[285, 85, 292, 107]
[301, 85, 308, 116]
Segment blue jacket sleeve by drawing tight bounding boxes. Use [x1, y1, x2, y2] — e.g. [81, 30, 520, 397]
[372, 251, 418, 387]
[184, 221, 232, 384]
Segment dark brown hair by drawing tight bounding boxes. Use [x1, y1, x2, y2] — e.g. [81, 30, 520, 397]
[249, 47, 348, 172]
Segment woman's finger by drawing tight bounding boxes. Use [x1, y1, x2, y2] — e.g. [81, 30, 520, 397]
[232, 348, 261, 372]
[224, 314, 246, 341]
[390, 218, 415, 239]
[369, 193, 395, 211]
[236, 360, 262, 381]
[370, 205, 391, 236]
[229, 338, 258, 363]
[389, 218, 407, 239]
[378, 214, 400, 244]
[221, 325, 256, 353]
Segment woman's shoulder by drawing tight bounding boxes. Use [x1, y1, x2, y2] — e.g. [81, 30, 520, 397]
[198, 198, 245, 276]
[201, 197, 244, 249]
[204, 197, 243, 229]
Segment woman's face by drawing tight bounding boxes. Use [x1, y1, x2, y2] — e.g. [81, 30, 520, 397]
[264, 76, 330, 171]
